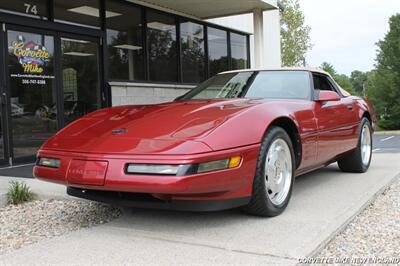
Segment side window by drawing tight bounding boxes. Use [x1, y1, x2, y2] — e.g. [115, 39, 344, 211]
[312, 74, 335, 91]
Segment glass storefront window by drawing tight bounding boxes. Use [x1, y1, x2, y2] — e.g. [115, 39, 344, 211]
[0, 0, 48, 19]
[61, 37, 101, 124]
[54, 0, 101, 28]
[208, 27, 228, 77]
[231, 33, 248, 70]
[180, 21, 205, 83]
[106, 1, 144, 81]
[147, 10, 177, 82]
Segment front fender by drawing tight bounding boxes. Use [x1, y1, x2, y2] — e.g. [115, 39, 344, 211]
[200, 100, 312, 151]
[355, 97, 377, 130]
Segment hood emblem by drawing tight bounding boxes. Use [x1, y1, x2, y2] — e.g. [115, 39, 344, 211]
[112, 128, 128, 135]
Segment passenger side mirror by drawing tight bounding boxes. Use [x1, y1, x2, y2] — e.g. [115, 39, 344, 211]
[316, 91, 341, 102]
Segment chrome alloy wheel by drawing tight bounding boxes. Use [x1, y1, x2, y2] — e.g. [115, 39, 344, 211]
[265, 138, 292, 206]
[360, 124, 372, 166]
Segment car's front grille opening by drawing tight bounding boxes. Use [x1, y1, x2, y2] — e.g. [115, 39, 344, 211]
[68, 187, 165, 203]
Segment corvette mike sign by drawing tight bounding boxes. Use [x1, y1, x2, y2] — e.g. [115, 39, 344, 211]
[9, 34, 55, 85]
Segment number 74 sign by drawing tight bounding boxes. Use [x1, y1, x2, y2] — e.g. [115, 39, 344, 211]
[24, 3, 38, 15]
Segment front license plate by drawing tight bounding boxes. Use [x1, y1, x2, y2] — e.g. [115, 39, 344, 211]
[67, 160, 108, 186]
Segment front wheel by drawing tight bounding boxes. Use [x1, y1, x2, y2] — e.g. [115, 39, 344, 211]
[242, 127, 295, 217]
[338, 118, 372, 173]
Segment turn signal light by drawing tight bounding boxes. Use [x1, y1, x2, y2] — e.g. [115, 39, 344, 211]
[228, 156, 242, 168]
[197, 156, 242, 174]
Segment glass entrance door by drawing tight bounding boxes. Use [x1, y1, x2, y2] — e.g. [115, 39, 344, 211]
[6, 28, 57, 161]
[2, 25, 103, 164]
[60, 36, 101, 125]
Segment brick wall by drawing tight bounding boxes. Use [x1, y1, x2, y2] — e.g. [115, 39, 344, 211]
[109, 82, 195, 106]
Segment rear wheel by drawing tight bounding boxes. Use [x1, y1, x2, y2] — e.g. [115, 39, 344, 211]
[338, 118, 372, 173]
[242, 127, 295, 217]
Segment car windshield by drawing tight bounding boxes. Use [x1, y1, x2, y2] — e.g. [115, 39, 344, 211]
[181, 71, 311, 100]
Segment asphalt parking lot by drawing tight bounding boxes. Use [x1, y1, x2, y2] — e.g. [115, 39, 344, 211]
[1, 152, 400, 265]
[373, 134, 400, 153]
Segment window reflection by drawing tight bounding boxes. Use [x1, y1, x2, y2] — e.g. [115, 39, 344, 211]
[231, 33, 248, 70]
[180, 21, 205, 83]
[107, 1, 144, 81]
[61, 38, 100, 124]
[147, 10, 177, 82]
[208, 27, 228, 77]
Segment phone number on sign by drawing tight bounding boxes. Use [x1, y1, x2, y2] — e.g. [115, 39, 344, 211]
[22, 79, 46, 85]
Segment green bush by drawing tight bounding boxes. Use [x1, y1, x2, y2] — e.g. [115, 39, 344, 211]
[7, 181, 33, 205]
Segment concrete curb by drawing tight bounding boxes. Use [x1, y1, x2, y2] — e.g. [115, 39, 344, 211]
[374, 131, 400, 136]
[304, 172, 400, 261]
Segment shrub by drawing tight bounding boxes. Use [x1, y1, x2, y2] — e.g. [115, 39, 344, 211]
[7, 181, 33, 205]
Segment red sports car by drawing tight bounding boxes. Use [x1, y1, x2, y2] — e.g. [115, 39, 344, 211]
[34, 68, 375, 217]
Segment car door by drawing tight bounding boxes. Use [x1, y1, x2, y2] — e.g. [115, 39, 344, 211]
[312, 73, 359, 164]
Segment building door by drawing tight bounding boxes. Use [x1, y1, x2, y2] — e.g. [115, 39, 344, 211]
[2, 24, 103, 165]
[4, 26, 58, 164]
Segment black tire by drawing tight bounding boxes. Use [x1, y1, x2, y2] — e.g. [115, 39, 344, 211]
[242, 126, 295, 217]
[338, 118, 372, 173]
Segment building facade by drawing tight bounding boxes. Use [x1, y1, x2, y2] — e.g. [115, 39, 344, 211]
[0, 0, 278, 166]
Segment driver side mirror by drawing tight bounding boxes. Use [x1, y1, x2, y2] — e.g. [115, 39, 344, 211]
[316, 91, 341, 102]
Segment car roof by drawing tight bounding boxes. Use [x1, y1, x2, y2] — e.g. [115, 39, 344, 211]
[220, 67, 332, 77]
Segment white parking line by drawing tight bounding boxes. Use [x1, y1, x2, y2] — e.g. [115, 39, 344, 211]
[372, 148, 381, 152]
[0, 163, 35, 170]
[380, 136, 395, 142]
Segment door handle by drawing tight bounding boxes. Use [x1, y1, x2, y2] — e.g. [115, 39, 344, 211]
[0, 92, 6, 106]
[346, 105, 353, 110]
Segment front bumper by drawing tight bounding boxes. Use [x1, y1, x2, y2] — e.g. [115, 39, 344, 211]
[67, 187, 251, 211]
[34, 144, 259, 203]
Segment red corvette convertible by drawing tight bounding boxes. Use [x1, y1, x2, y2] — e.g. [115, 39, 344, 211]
[34, 68, 375, 217]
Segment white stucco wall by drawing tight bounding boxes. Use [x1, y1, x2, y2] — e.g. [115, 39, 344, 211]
[208, 9, 282, 68]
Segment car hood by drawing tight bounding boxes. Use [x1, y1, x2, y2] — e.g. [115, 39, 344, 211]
[42, 99, 261, 155]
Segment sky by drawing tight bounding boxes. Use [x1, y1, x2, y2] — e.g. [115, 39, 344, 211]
[300, 0, 400, 75]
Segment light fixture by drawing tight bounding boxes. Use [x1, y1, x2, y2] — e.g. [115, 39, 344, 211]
[64, 52, 95, 57]
[113, 44, 143, 50]
[147, 22, 175, 31]
[67, 6, 121, 18]
[62, 38, 89, 44]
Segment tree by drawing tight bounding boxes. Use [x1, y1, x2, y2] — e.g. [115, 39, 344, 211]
[350, 70, 368, 96]
[320, 62, 356, 95]
[280, 0, 312, 67]
[320, 62, 336, 76]
[366, 14, 400, 129]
